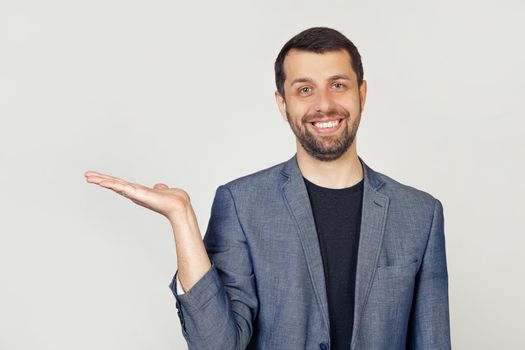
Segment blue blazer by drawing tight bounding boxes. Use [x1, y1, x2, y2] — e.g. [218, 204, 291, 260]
[170, 154, 451, 350]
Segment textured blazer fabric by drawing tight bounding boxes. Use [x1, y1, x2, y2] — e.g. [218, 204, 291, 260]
[169, 153, 451, 350]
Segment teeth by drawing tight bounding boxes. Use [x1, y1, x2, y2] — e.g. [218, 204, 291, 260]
[314, 119, 340, 128]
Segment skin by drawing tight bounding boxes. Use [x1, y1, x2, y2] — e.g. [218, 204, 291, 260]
[275, 48, 368, 189]
[84, 48, 368, 293]
[83, 173, 212, 293]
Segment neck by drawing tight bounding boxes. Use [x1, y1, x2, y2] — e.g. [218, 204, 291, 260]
[296, 140, 363, 189]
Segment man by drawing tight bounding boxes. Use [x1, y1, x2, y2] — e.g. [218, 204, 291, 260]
[85, 27, 451, 349]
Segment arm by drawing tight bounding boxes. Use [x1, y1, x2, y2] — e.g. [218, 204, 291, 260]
[169, 196, 212, 297]
[84, 169, 213, 294]
[169, 185, 258, 350]
[83, 171, 256, 349]
[407, 198, 451, 349]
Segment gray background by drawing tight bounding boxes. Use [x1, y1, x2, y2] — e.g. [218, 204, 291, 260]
[1, 0, 524, 349]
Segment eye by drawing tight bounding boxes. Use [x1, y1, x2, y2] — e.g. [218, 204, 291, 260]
[332, 82, 346, 89]
[299, 86, 312, 95]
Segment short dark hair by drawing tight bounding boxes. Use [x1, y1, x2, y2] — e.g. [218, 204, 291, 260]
[274, 27, 364, 98]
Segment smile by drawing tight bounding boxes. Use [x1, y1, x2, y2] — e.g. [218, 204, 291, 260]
[309, 118, 344, 133]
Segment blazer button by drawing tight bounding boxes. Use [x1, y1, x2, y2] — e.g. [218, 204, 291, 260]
[319, 342, 329, 350]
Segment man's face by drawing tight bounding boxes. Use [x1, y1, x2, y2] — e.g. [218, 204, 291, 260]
[275, 49, 367, 161]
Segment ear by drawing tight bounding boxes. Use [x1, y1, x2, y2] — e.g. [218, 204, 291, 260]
[359, 79, 367, 112]
[274, 90, 288, 122]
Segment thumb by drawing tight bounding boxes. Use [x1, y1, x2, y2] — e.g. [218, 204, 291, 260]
[153, 183, 169, 190]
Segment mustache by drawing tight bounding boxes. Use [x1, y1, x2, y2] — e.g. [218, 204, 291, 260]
[304, 109, 350, 123]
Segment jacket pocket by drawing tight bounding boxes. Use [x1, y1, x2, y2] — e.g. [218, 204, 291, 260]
[376, 259, 419, 280]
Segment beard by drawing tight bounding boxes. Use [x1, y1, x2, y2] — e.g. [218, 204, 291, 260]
[286, 103, 361, 162]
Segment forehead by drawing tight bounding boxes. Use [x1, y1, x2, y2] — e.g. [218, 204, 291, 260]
[283, 49, 355, 81]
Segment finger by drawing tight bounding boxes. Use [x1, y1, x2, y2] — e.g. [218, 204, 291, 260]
[130, 198, 144, 206]
[84, 171, 125, 182]
[84, 170, 105, 176]
[153, 183, 169, 190]
[99, 179, 137, 197]
[85, 170, 108, 177]
[85, 175, 116, 185]
[87, 177, 152, 199]
[85, 174, 127, 185]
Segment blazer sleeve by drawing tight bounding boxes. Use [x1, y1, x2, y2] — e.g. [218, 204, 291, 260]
[407, 198, 452, 349]
[168, 185, 258, 350]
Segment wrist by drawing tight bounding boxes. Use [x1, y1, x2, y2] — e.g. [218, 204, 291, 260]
[167, 205, 196, 231]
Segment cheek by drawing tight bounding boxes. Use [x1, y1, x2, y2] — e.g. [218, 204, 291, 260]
[288, 102, 314, 120]
[341, 95, 361, 111]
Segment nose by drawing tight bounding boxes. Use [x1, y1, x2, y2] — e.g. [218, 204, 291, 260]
[314, 88, 335, 113]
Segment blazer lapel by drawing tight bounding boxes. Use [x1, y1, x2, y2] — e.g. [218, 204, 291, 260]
[351, 156, 389, 349]
[280, 153, 331, 336]
[280, 153, 389, 349]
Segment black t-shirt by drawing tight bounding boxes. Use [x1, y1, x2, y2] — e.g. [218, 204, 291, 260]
[303, 176, 364, 350]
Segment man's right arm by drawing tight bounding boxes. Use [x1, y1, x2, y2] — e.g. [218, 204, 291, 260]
[83, 171, 257, 349]
[169, 185, 259, 350]
[168, 198, 212, 296]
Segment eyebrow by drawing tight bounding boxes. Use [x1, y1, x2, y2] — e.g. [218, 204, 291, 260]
[290, 74, 352, 86]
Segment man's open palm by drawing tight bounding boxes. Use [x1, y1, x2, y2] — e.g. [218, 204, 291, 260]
[84, 170, 190, 221]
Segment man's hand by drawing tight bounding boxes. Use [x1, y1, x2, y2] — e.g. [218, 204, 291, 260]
[84, 170, 212, 293]
[84, 170, 190, 222]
